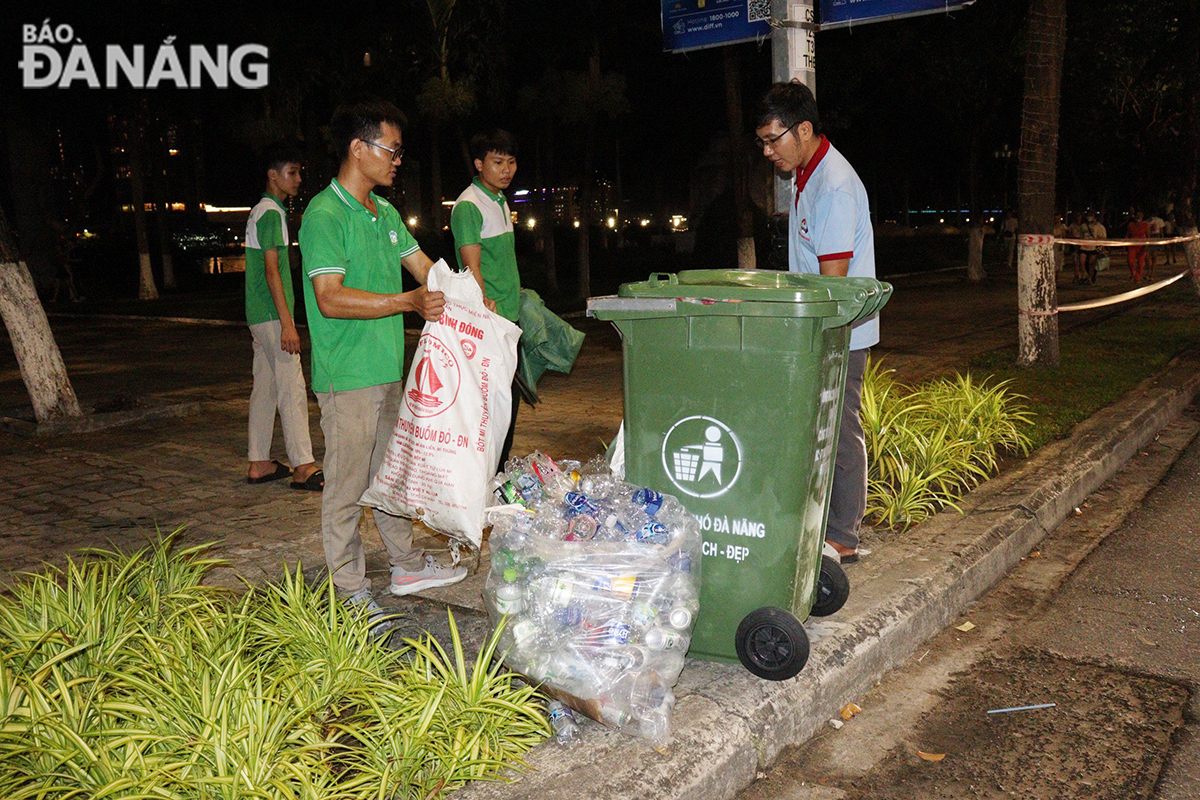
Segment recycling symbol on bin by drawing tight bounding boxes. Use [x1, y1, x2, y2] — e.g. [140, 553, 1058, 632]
[661, 415, 743, 499]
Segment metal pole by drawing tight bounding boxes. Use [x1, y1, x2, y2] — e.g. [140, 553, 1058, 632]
[771, 0, 815, 219]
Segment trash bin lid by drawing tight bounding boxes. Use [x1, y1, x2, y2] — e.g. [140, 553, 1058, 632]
[617, 269, 865, 304]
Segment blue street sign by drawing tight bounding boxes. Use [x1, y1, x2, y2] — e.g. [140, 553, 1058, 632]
[661, 0, 773, 53]
[819, 0, 975, 30]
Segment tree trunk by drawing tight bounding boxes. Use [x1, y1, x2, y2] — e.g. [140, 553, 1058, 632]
[724, 46, 756, 270]
[128, 132, 159, 300]
[1015, 0, 1065, 368]
[0, 205, 82, 422]
[429, 121, 444, 250]
[577, 52, 600, 301]
[968, 225, 987, 281]
[154, 156, 176, 291]
[966, 137, 987, 282]
[1184, 226, 1200, 297]
[1184, 0, 1200, 225]
[536, 130, 559, 293]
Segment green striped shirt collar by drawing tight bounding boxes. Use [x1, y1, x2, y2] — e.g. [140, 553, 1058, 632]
[472, 177, 507, 206]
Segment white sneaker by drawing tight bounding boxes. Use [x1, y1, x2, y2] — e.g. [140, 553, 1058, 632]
[390, 555, 468, 597]
[344, 589, 398, 638]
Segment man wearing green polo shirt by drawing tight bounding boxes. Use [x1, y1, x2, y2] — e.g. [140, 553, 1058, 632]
[451, 129, 521, 467]
[244, 142, 322, 491]
[299, 98, 466, 628]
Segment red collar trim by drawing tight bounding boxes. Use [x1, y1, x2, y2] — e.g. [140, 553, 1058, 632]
[794, 135, 831, 202]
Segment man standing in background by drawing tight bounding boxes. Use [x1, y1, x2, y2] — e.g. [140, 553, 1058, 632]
[451, 129, 522, 469]
[244, 142, 323, 491]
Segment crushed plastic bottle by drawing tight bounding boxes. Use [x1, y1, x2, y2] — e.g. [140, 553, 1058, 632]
[547, 701, 582, 747]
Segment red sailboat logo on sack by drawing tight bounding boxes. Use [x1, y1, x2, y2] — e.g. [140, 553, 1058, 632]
[405, 333, 460, 418]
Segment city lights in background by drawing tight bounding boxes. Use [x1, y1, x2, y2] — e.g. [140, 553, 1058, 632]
[407, 217, 418, 227]
[640, 219, 650, 227]
[670, 215, 686, 229]
[526, 218, 537, 229]
[573, 220, 580, 228]
[606, 217, 616, 228]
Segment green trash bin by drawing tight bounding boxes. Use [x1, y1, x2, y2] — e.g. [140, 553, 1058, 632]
[589, 269, 891, 680]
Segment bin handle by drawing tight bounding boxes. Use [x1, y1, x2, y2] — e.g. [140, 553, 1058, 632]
[821, 282, 894, 330]
[647, 272, 678, 288]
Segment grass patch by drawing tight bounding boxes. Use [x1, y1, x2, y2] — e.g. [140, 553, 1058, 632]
[968, 287, 1200, 450]
[0, 532, 549, 800]
[863, 362, 1033, 531]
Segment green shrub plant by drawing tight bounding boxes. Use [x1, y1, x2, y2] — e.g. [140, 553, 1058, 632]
[862, 360, 1034, 531]
[0, 533, 549, 800]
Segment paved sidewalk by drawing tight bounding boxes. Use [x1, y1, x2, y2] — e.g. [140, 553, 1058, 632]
[0, 263, 1197, 797]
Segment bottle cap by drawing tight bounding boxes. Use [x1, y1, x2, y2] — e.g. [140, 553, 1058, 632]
[503, 568, 518, 581]
[668, 606, 693, 630]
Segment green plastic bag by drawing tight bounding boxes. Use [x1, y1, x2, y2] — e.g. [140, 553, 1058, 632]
[516, 289, 585, 403]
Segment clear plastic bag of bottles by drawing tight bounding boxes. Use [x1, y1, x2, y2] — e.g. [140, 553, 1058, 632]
[484, 452, 703, 747]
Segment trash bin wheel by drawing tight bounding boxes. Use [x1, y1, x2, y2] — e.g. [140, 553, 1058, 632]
[810, 555, 851, 617]
[735, 607, 809, 681]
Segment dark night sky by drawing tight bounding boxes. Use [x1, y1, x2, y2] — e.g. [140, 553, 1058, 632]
[2, 1, 1191, 224]
[0, 2, 998, 216]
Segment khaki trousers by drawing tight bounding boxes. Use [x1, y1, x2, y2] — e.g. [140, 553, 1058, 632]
[248, 320, 314, 465]
[316, 381, 424, 594]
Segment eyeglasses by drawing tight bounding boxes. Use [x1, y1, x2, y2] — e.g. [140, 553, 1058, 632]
[754, 124, 798, 151]
[364, 140, 405, 163]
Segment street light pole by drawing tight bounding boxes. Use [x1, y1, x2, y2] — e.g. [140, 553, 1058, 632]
[770, 0, 816, 258]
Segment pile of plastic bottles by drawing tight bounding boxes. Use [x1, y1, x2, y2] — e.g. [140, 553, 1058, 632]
[484, 452, 703, 746]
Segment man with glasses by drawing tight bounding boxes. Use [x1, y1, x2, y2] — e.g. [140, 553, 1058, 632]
[755, 81, 878, 565]
[299, 98, 466, 634]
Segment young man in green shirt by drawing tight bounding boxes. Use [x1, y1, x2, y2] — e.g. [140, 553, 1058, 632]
[299, 98, 466, 629]
[450, 129, 521, 467]
[244, 142, 323, 491]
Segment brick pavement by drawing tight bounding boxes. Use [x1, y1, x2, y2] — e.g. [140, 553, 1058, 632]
[0, 266, 1191, 599]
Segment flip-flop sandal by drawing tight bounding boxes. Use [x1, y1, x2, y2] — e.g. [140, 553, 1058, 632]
[290, 470, 324, 492]
[247, 460, 291, 484]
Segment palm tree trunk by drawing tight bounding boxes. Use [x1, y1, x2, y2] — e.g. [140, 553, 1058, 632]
[576, 51, 600, 301]
[1015, 0, 1065, 367]
[966, 140, 987, 282]
[0, 203, 82, 421]
[128, 131, 159, 300]
[153, 151, 176, 291]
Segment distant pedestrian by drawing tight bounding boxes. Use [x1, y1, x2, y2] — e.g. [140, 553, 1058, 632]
[1164, 211, 1178, 265]
[1067, 212, 1085, 284]
[1052, 215, 1067, 272]
[451, 129, 522, 469]
[1079, 212, 1105, 284]
[755, 80, 877, 564]
[299, 98, 466, 632]
[244, 142, 323, 491]
[1127, 210, 1149, 282]
[1002, 210, 1018, 268]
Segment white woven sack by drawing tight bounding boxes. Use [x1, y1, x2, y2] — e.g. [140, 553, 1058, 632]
[360, 260, 520, 549]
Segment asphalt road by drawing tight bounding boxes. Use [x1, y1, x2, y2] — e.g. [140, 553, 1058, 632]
[737, 406, 1200, 799]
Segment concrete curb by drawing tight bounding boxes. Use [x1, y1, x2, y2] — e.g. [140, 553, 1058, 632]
[452, 350, 1200, 800]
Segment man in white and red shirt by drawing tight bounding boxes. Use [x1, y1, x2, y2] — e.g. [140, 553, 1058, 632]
[755, 81, 879, 564]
